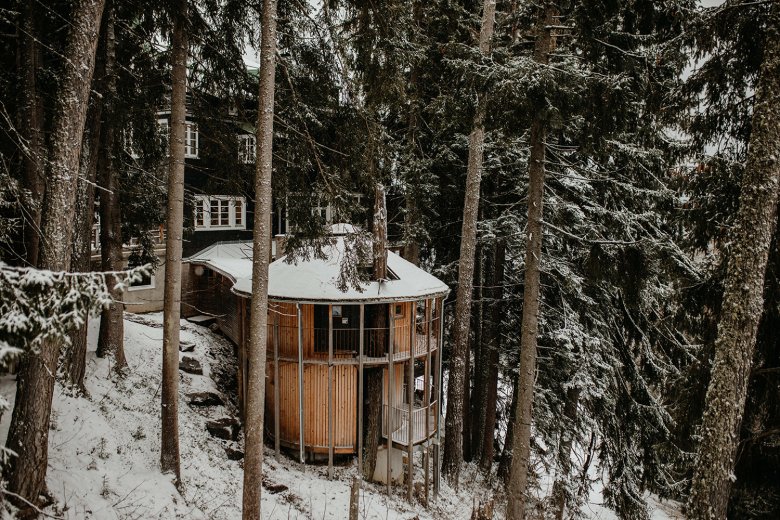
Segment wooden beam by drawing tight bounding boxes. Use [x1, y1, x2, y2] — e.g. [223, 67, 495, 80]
[297, 303, 305, 465]
[434, 298, 444, 497]
[406, 344, 416, 503]
[358, 304, 365, 479]
[328, 304, 334, 478]
[424, 298, 432, 505]
[274, 304, 281, 460]
[387, 310, 395, 495]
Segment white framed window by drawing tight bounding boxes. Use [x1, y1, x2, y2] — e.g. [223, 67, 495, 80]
[157, 118, 198, 158]
[238, 134, 256, 164]
[185, 122, 198, 158]
[193, 195, 246, 230]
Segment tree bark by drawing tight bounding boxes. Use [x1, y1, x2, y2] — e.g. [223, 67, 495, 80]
[96, 5, 126, 373]
[242, 0, 277, 516]
[4, 0, 105, 511]
[442, 0, 496, 486]
[470, 241, 488, 463]
[480, 240, 504, 471]
[64, 41, 105, 392]
[18, 0, 46, 267]
[160, 0, 187, 482]
[506, 5, 557, 518]
[362, 184, 389, 481]
[687, 5, 780, 519]
[551, 388, 580, 520]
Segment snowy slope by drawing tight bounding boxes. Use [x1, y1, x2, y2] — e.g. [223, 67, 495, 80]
[0, 314, 682, 519]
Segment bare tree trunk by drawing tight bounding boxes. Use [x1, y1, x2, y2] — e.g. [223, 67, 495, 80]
[687, 5, 780, 519]
[96, 5, 126, 373]
[506, 6, 557, 518]
[242, 0, 277, 516]
[363, 184, 389, 480]
[480, 240, 504, 472]
[507, 7, 557, 520]
[65, 42, 105, 392]
[498, 371, 519, 484]
[470, 242, 487, 463]
[160, 0, 187, 482]
[551, 388, 580, 520]
[4, 0, 105, 511]
[18, 0, 45, 266]
[442, 0, 496, 486]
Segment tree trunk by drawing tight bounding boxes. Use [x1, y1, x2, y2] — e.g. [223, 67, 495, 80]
[160, 0, 187, 482]
[687, 5, 780, 519]
[506, 6, 557, 518]
[480, 240, 504, 471]
[4, 0, 105, 511]
[551, 388, 581, 520]
[363, 184, 389, 480]
[64, 42, 105, 392]
[18, 0, 45, 267]
[470, 241, 488, 463]
[96, 5, 126, 373]
[242, 0, 277, 516]
[442, 0, 496, 486]
[498, 371, 519, 484]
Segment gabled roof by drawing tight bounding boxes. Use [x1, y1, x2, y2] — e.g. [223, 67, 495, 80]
[187, 234, 449, 304]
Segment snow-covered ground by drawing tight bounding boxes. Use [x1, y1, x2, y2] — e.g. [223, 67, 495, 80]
[0, 314, 683, 519]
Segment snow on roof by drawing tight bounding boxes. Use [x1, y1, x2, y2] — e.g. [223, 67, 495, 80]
[187, 237, 450, 303]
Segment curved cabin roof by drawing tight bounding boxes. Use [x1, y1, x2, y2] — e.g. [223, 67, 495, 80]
[187, 230, 450, 304]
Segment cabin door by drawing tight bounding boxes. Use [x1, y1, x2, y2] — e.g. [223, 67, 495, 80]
[331, 304, 360, 353]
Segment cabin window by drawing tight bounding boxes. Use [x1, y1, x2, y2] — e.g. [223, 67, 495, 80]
[193, 195, 246, 231]
[238, 134, 256, 164]
[393, 303, 404, 319]
[157, 119, 198, 158]
[185, 122, 199, 158]
[313, 304, 360, 354]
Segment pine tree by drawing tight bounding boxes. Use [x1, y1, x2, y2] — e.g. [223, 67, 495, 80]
[242, 0, 277, 516]
[442, 0, 496, 486]
[3, 0, 106, 510]
[687, 2, 780, 518]
[160, 0, 187, 482]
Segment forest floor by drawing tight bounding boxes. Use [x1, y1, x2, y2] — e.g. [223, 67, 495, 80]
[0, 313, 683, 519]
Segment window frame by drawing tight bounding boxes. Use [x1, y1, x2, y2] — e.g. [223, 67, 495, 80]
[193, 195, 247, 231]
[238, 134, 256, 164]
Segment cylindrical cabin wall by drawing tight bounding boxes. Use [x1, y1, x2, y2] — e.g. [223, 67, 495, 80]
[263, 298, 442, 455]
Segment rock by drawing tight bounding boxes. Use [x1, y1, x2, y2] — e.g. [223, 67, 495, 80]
[179, 356, 203, 375]
[206, 417, 239, 441]
[186, 392, 223, 407]
[262, 479, 288, 494]
[179, 340, 195, 353]
[209, 323, 220, 333]
[225, 447, 244, 461]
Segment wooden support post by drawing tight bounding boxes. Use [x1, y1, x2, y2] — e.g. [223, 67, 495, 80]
[274, 304, 281, 460]
[407, 307, 415, 502]
[238, 299, 245, 419]
[434, 298, 445, 497]
[424, 299, 432, 504]
[387, 311, 395, 495]
[358, 304, 365, 478]
[328, 304, 334, 478]
[406, 364, 414, 501]
[297, 303, 305, 466]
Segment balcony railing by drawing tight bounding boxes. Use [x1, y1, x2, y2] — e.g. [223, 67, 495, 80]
[381, 402, 438, 446]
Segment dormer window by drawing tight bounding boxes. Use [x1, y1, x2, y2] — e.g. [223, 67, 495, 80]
[193, 195, 246, 230]
[157, 118, 198, 158]
[238, 134, 256, 164]
[185, 122, 198, 158]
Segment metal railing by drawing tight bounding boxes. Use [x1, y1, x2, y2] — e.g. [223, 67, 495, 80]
[381, 401, 438, 446]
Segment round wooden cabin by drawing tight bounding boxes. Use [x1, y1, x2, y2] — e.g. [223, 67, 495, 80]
[230, 235, 449, 462]
[185, 231, 449, 474]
